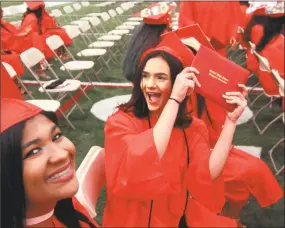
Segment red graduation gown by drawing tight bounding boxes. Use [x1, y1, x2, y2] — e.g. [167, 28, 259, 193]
[1, 64, 23, 100]
[21, 10, 72, 59]
[1, 52, 25, 76]
[189, 92, 283, 211]
[103, 109, 237, 227]
[239, 20, 284, 96]
[53, 197, 99, 227]
[1, 19, 44, 54]
[178, 1, 242, 56]
[252, 34, 284, 96]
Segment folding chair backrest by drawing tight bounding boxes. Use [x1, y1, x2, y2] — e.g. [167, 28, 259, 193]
[108, 9, 117, 18]
[46, 35, 64, 51]
[121, 3, 131, 11]
[16, 4, 26, 14]
[20, 47, 45, 68]
[51, 9, 63, 18]
[81, 16, 101, 27]
[101, 12, 111, 22]
[81, 2, 90, 7]
[63, 25, 82, 39]
[73, 3, 82, 11]
[75, 20, 91, 32]
[63, 5, 74, 14]
[75, 146, 106, 218]
[2, 62, 17, 78]
[116, 7, 124, 15]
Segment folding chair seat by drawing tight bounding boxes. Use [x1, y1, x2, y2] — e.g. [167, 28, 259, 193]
[123, 21, 141, 26]
[115, 25, 135, 30]
[26, 100, 61, 112]
[75, 146, 105, 218]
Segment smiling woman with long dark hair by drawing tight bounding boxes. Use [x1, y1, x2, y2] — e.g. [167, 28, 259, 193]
[1, 99, 98, 228]
[102, 33, 250, 227]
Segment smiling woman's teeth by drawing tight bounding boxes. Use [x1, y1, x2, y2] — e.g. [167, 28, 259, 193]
[47, 166, 71, 181]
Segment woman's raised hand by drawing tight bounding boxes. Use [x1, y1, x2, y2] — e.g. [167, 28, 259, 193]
[171, 67, 201, 103]
[222, 84, 248, 123]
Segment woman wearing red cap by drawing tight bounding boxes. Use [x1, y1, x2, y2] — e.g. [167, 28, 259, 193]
[21, 1, 72, 60]
[1, 98, 99, 228]
[122, 2, 173, 83]
[122, 19, 283, 223]
[103, 33, 249, 227]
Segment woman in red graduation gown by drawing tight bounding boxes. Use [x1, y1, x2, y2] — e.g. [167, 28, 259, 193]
[178, 1, 243, 57]
[241, 3, 284, 96]
[21, 1, 72, 60]
[1, 8, 49, 79]
[1, 98, 99, 228]
[103, 34, 250, 227]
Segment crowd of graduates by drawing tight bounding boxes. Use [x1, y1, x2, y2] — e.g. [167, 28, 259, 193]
[1, 1, 284, 227]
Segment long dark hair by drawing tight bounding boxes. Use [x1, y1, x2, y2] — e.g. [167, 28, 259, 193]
[0, 111, 96, 228]
[243, 14, 285, 52]
[122, 23, 167, 82]
[120, 51, 192, 128]
[22, 6, 44, 34]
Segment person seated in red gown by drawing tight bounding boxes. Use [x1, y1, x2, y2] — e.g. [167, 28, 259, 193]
[21, 0, 72, 61]
[1, 98, 99, 228]
[241, 2, 284, 96]
[1, 8, 48, 79]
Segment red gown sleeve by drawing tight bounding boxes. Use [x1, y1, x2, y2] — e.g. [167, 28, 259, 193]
[178, 2, 195, 27]
[104, 110, 181, 200]
[21, 14, 39, 33]
[186, 118, 225, 213]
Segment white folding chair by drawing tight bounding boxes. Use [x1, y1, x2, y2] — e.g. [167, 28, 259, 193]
[63, 22, 119, 66]
[19, 48, 83, 129]
[45, 35, 98, 92]
[75, 146, 106, 218]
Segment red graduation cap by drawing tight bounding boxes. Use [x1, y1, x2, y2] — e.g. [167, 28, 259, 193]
[141, 3, 172, 28]
[1, 98, 42, 134]
[25, 0, 45, 10]
[141, 31, 195, 67]
[162, 24, 215, 51]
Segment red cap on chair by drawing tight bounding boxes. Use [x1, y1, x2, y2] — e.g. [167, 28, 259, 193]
[141, 3, 172, 28]
[140, 31, 195, 67]
[25, 0, 45, 10]
[1, 98, 42, 134]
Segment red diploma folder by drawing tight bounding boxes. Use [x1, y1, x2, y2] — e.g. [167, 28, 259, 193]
[191, 45, 250, 111]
